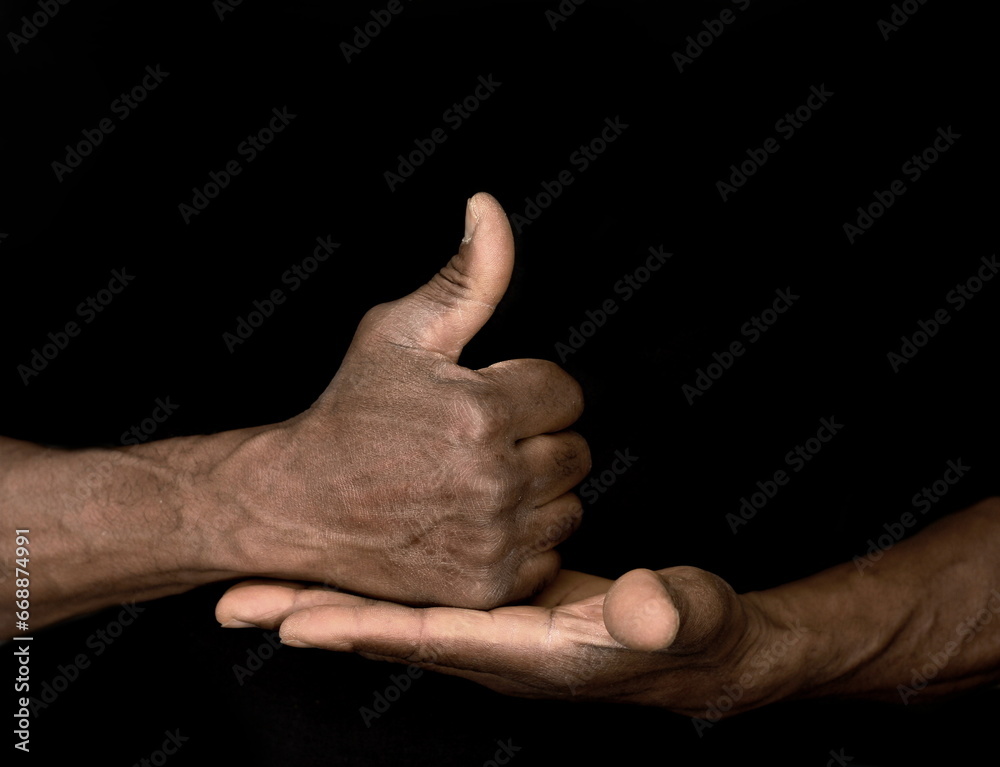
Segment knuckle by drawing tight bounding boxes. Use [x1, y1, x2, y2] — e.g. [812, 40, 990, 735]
[492, 357, 577, 390]
[461, 518, 510, 563]
[525, 357, 565, 378]
[444, 390, 506, 445]
[553, 362, 584, 394]
[533, 358, 584, 395]
[461, 464, 518, 514]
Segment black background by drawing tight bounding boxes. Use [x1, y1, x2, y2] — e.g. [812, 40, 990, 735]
[2, 0, 998, 764]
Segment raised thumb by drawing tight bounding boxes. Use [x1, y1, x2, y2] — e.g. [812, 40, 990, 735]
[373, 191, 514, 363]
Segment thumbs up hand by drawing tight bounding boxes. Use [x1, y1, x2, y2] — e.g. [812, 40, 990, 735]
[215, 193, 590, 608]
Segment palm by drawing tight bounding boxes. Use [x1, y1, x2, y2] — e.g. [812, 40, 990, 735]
[217, 569, 681, 702]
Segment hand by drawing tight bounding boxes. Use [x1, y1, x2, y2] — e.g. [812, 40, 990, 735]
[215, 566, 807, 719]
[212, 192, 589, 609]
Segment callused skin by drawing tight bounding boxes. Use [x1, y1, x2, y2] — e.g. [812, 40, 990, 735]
[0, 192, 591, 638]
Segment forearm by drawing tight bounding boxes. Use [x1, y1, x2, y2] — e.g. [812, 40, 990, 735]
[0, 431, 257, 637]
[751, 496, 1000, 706]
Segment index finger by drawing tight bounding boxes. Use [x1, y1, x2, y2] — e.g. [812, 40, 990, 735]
[476, 357, 584, 439]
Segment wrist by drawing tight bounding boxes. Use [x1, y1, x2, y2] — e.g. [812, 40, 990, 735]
[689, 589, 817, 717]
[732, 589, 824, 711]
[154, 424, 273, 579]
[745, 502, 1000, 705]
[739, 563, 902, 707]
[80, 432, 250, 590]
[196, 418, 349, 581]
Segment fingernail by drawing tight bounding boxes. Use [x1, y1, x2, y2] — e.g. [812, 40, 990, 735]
[280, 638, 313, 648]
[462, 196, 478, 244]
[220, 620, 257, 628]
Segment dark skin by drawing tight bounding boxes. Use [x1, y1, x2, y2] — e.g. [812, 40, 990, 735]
[6, 192, 998, 716]
[0, 192, 590, 638]
[217, 497, 1000, 717]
